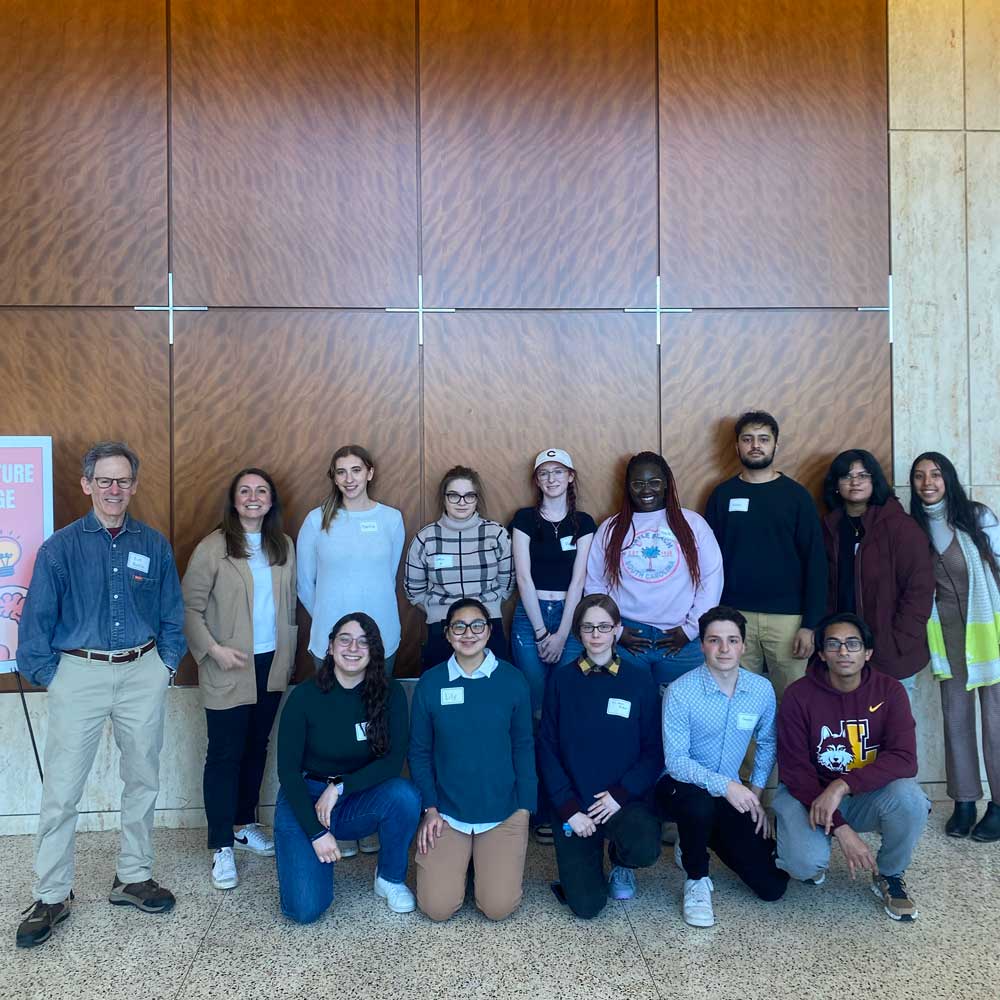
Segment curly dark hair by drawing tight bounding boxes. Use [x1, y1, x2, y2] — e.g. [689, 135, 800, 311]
[315, 612, 391, 758]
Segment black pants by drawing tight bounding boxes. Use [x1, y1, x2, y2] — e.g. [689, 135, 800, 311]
[656, 775, 788, 901]
[420, 618, 509, 672]
[552, 799, 661, 919]
[204, 651, 283, 849]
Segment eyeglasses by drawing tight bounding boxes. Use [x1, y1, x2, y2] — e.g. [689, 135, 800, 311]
[445, 491, 478, 505]
[92, 477, 134, 489]
[630, 479, 664, 492]
[537, 469, 567, 481]
[448, 619, 489, 636]
[334, 634, 369, 649]
[579, 622, 615, 635]
[823, 638, 864, 653]
[838, 472, 872, 483]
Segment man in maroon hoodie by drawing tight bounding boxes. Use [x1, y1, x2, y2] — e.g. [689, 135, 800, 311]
[774, 613, 929, 921]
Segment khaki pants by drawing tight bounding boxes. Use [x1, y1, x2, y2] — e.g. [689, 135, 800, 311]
[415, 809, 529, 922]
[739, 610, 808, 700]
[34, 650, 169, 902]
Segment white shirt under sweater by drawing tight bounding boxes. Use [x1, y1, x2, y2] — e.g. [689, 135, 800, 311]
[245, 532, 277, 655]
[296, 503, 405, 658]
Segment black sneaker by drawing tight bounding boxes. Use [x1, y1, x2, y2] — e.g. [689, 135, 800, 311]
[108, 877, 176, 913]
[16, 893, 73, 948]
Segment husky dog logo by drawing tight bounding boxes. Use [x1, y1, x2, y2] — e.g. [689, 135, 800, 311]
[816, 720, 878, 773]
[622, 527, 680, 583]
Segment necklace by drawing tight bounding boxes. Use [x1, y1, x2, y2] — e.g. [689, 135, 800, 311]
[540, 507, 565, 540]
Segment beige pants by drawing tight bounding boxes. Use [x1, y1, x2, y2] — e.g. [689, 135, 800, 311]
[739, 610, 808, 700]
[34, 650, 169, 902]
[415, 809, 529, 922]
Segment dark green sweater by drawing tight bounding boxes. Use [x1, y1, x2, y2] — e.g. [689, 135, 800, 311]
[277, 676, 409, 838]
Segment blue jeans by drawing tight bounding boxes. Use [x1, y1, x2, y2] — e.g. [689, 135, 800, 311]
[616, 618, 703, 686]
[274, 776, 421, 924]
[510, 600, 584, 716]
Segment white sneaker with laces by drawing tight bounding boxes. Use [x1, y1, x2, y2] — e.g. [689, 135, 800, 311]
[233, 823, 275, 857]
[682, 876, 715, 927]
[359, 833, 380, 854]
[212, 847, 238, 890]
[374, 874, 415, 913]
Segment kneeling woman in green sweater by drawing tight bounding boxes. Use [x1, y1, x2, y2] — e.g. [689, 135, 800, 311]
[538, 594, 663, 918]
[275, 613, 420, 923]
[409, 598, 537, 921]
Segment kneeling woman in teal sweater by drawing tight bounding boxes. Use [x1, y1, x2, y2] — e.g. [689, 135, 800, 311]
[409, 598, 537, 921]
[275, 613, 421, 923]
[538, 594, 663, 918]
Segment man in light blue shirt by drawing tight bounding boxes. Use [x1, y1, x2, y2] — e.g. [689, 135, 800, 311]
[656, 606, 788, 928]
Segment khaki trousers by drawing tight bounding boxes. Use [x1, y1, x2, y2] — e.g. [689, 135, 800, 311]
[415, 809, 529, 922]
[34, 650, 169, 902]
[739, 610, 808, 700]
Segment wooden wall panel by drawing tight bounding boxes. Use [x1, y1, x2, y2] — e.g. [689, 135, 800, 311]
[0, 309, 170, 692]
[420, 1, 658, 308]
[661, 310, 891, 512]
[660, 0, 888, 308]
[0, 1, 168, 305]
[171, 1, 418, 307]
[172, 310, 421, 681]
[423, 312, 659, 528]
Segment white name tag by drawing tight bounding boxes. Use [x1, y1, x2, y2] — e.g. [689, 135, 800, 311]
[729, 498, 750, 512]
[127, 552, 151, 573]
[737, 713, 758, 731]
[355, 722, 369, 741]
[433, 554, 455, 570]
[441, 687, 465, 706]
[607, 698, 631, 718]
[359, 521, 378, 533]
[559, 536, 576, 552]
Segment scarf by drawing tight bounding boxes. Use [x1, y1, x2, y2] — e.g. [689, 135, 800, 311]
[925, 500, 1000, 689]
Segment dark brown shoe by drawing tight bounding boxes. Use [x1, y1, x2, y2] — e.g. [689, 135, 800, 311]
[16, 893, 73, 948]
[108, 877, 175, 913]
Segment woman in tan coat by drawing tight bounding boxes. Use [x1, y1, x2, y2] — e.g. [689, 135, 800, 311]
[183, 467, 297, 891]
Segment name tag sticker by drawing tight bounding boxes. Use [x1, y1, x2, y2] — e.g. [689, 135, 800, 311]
[737, 713, 758, 731]
[607, 698, 631, 718]
[127, 552, 151, 573]
[359, 521, 378, 533]
[355, 722, 369, 741]
[441, 687, 465, 706]
[559, 536, 577, 552]
[433, 554, 455, 570]
[728, 498, 750, 512]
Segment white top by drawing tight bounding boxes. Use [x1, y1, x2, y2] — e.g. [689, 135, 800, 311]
[296, 503, 405, 658]
[245, 533, 276, 654]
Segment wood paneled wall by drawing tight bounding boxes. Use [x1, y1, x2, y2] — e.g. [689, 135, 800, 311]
[0, 1, 890, 687]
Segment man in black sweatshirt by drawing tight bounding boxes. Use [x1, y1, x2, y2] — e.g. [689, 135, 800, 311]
[704, 410, 827, 699]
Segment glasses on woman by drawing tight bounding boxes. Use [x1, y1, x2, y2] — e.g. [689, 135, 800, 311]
[445, 491, 478, 505]
[448, 619, 489, 636]
[579, 622, 615, 635]
[537, 469, 566, 481]
[823, 637, 864, 653]
[630, 478, 664, 491]
[838, 472, 872, 483]
[334, 633, 369, 649]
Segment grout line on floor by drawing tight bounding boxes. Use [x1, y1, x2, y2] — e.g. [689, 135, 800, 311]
[170, 888, 225, 1000]
[621, 900, 664, 1000]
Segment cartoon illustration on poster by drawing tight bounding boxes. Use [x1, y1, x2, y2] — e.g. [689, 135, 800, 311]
[0, 438, 54, 673]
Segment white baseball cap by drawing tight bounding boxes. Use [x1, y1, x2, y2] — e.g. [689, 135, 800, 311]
[533, 448, 575, 472]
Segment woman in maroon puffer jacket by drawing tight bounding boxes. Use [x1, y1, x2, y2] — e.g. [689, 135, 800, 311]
[820, 449, 934, 683]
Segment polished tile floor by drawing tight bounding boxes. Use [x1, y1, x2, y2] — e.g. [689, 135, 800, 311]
[2, 803, 997, 1000]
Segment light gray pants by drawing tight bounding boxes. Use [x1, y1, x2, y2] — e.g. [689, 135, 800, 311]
[773, 779, 929, 880]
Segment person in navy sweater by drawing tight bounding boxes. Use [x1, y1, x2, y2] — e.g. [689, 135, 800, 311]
[538, 594, 662, 918]
[409, 599, 536, 922]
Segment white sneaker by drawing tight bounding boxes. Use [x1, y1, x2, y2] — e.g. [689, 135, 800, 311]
[374, 874, 415, 913]
[339, 840, 359, 858]
[682, 877, 715, 927]
[359, 833, 380, 854]
[211, 847, 238, 890]
[233, 823, 275, 857]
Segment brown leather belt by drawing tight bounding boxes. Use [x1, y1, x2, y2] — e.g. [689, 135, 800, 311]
[65, 639, 156, 664]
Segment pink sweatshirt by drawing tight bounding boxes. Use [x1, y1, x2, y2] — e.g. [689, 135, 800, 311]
[585, 509, 723, 638]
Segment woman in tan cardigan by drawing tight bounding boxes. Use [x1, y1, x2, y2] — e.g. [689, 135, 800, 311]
[182, 468, 297, 891]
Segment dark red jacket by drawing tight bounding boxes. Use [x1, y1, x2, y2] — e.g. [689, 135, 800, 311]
[822, 497, 934, 680]
[778, 661, 917, 829]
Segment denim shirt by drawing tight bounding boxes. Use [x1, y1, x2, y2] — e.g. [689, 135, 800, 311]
[16, 510, 186, 687]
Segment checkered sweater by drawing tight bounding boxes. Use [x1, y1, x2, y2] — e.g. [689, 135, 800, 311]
[404, 514, 514, 623]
